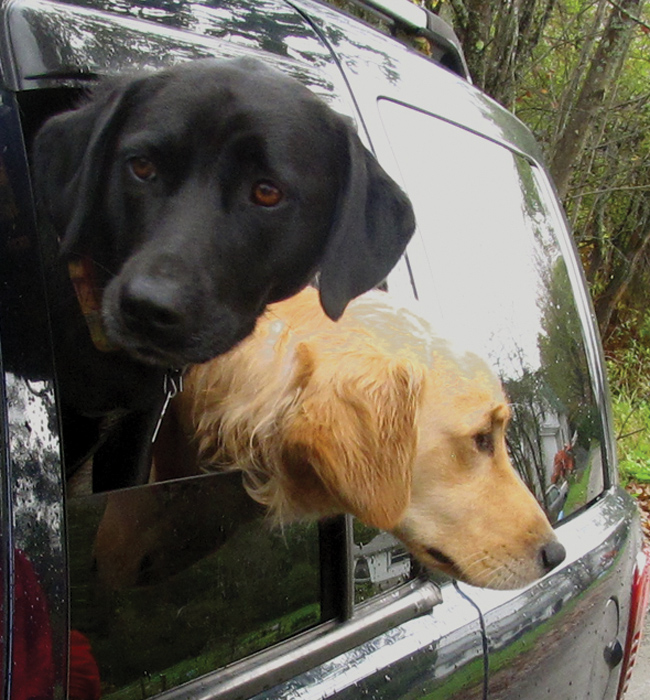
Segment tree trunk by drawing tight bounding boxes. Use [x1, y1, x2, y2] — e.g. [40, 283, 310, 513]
[594, 221, 650, 338]
[548, 0, 642, 199]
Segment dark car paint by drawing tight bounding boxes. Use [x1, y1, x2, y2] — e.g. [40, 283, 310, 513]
[0, 1, 644, 699]
[0, 86, 68, 696]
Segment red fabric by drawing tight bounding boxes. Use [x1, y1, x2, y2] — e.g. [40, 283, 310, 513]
[69, 630, 101, 700]
[12, 550, 55, 700]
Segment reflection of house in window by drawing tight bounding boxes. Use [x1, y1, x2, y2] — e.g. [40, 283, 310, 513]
[353, 532, 411, 590]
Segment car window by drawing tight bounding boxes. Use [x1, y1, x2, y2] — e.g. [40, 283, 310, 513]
[16, 54, 417, 700]
[67, 471, 325, 697]
[379, 98, 605, 523]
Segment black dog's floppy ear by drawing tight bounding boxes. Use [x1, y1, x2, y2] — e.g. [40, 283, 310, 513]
[318, 127, 416, 321]
[32, 78, 139, 255]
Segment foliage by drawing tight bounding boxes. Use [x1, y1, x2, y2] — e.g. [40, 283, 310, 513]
[608, 343, 650, 484]
[611, 395, 650, 483]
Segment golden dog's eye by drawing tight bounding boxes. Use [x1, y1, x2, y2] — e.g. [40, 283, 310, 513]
[474, 432, 495, 455]
[251, 180, 283, 207]
[128, 157, 157, 182]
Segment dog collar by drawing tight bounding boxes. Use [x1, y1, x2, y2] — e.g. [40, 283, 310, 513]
[151, 368, 184, 444]
[68, 256, 117, 353]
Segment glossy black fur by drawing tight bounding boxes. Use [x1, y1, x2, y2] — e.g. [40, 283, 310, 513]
[32, 57, 415, 488]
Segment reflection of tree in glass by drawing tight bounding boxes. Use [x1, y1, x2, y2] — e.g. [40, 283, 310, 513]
[68, 485, 321, 694]
[497, 157, 601, 517]
[300, 0, 403, 85]
[201, 0, 309, 59]
[503, 258, 599, 517]
[58, 0, 324, 61]
[28, 0, 337, 100]
[538, 260, 600, 450]
[504, 367, 547, 502]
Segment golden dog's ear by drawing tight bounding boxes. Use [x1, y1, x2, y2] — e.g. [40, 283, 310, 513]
[282, 343, 423, 530]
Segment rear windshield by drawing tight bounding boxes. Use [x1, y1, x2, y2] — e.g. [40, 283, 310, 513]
[380, 98, 605, 524]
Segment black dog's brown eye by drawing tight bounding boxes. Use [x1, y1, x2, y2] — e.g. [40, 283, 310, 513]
[251, 181, 283, 207]
[474, 431, 495, 455]
[128, 157, 157, 182]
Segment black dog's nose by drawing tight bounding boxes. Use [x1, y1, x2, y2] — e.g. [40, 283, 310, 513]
[540, 540, 566, 573]
[120, 276, 185, 334]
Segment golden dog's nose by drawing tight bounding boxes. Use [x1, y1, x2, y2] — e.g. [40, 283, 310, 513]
[540, 540, 566, 573]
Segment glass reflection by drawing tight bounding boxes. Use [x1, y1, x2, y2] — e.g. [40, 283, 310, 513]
[17, 0, 335, 80]
[67, 472, 321, 698]
[381, 99, 604, 522]
[13, 0, 355, 118]
[5, 374, 66, 700]
[301, 0, 404, 87]
[353, 521, 414, 604]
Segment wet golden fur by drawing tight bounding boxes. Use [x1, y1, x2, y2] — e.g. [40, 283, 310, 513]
[162, 287, 563, 589]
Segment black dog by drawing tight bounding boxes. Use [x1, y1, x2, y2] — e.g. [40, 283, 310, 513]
[32, 57, 415, 489]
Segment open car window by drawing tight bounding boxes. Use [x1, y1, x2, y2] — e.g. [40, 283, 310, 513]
[379, 98, 606, 524]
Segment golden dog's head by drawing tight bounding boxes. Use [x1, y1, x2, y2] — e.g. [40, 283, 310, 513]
[394, 368, 565, 589]
[180, 288, 565, 590]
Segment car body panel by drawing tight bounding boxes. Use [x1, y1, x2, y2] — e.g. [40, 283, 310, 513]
[0, 85, 67, 698]
[473, 488, 641, 699]
[252, 582, 487, 700]
[255, 489, 641, 700]
[0, 0, 356, 120]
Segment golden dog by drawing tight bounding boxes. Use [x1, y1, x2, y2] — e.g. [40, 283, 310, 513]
[163, 287, 565, 590]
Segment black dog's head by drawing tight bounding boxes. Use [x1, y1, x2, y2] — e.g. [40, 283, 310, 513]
[33, 57, 415, 367]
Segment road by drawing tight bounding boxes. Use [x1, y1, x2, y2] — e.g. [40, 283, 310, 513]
[625, 610, 650, 699]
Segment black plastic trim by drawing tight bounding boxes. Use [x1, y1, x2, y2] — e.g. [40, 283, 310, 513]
[319, 515, 355, 621]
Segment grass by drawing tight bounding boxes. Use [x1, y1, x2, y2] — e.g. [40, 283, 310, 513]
[562, 455, 592, 513]
[612, 396, 650, 484]
[607, 347, 650, 485]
